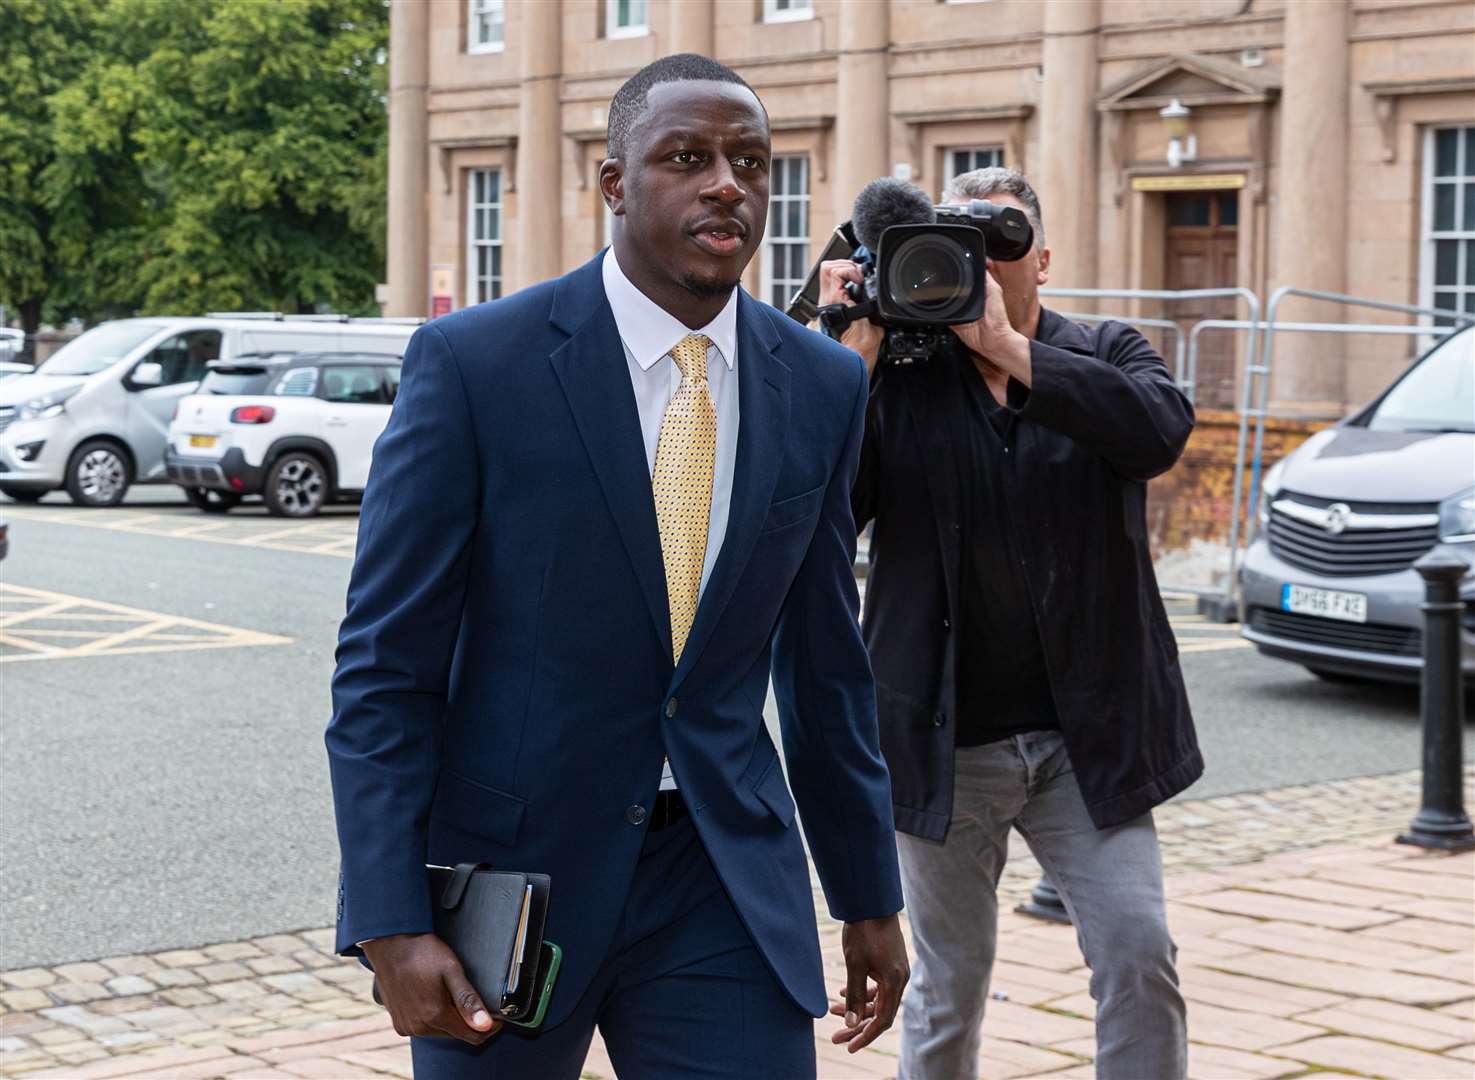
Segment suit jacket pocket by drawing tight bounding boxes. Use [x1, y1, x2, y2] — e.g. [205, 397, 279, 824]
[429, 769, 528, 847]
[759, 484, 824, 534]
[751, 755, 797, 828]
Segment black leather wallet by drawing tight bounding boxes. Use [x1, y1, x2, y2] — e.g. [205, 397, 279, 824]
[369, 863, 555, 1027]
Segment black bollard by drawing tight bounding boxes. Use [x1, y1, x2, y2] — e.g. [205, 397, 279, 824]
[1015, 876, 1072, 924]
[1396, 549, 1475, 853]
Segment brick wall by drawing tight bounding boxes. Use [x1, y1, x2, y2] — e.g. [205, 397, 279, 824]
[1149, 409, 1336, 555]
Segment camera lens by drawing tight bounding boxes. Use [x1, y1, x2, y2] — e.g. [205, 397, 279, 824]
[885, 235, 976, 320]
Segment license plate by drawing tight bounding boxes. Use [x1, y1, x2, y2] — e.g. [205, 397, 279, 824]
[1282, 584, 1368, 624]
[189, 435, 216, 449]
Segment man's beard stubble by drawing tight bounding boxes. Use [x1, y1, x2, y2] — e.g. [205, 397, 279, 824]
[679, 270, 743, 300]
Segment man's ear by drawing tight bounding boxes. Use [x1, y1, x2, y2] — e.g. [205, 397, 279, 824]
[1036, 246, 1051, 287]
[598, 159, 625, 217]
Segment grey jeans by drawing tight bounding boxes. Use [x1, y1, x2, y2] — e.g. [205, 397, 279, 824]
[896, 731, 1187, 1080]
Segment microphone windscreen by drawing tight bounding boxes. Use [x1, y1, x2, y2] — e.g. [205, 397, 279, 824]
[851, 178, 936, 253]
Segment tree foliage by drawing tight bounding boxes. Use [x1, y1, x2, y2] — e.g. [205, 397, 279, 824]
[0, 0, 388, 332]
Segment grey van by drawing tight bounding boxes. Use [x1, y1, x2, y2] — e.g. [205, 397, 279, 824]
[0, 317, 415, 506]
[1239, 324, 1475, 684]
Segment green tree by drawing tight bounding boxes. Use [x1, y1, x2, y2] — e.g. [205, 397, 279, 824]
[1, 0, 388, 332]
[0, 0, 106, 337]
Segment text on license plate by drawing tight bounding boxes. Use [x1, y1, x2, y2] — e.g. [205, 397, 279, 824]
[189, 435, 217, 449]
[1281, 584, 1368, 624]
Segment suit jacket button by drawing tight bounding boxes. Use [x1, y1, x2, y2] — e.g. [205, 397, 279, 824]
[665, 698, 679, 718]
[627, 805, 647, 825]
[932, 712, 947, 727]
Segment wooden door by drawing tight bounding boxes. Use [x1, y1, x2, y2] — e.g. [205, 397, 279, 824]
[1165, 192, 1239, 408]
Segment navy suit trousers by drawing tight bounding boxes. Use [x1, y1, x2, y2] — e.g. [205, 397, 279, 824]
[410, 817, 816, 1079]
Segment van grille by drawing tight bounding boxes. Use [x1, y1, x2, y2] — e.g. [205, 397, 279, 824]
[0, 406, 13, 434]
[1267, 496, 1439, 577]
[1249, 607, 1421, 657]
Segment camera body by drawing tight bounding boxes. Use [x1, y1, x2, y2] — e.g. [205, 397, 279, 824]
[795, 199, 1033, 366]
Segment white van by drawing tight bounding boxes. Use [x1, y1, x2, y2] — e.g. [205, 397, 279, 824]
[0, 315, 417, 506]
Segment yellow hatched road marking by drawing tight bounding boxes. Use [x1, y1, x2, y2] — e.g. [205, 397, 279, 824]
[0, 583, 292, 663]
[1, 506, 358, 559]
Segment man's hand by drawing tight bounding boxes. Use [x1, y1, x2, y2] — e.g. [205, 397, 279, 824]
[363, 933, 501, 1045]
[828, 914, 908, 1053]
[949, 269, 1032, 386]
[818, 259, 884, 375]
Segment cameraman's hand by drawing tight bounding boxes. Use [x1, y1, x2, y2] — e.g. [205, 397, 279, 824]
[818, 260, 883, 375]
[949, 270, 1031, 386]
[364, 933, 501, 1045]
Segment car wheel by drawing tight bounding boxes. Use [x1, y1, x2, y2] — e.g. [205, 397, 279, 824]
[264, 452, 327, 517]
[65, 441, 132, 507]
[0, 486, 46, 503]
[182, 487, 242, 513]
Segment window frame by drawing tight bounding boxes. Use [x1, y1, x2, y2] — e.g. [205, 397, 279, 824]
[605, 0, 649, 39]
[763, 0, 814, 23]
[762, 154, 811, 311]
[467, 0, 505, 54]
[1419, 125, 1475, 328]
[943, 146, 1005, 187]
[466, 167, 505, 308]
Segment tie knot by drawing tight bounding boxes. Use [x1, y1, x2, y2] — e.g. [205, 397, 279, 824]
[670, 334, 712, 381]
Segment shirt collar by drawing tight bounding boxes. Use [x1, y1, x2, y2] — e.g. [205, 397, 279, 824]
[601, 247, 738, 372]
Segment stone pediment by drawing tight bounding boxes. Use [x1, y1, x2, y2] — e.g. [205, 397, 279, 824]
[1098, 52, 1281, 111]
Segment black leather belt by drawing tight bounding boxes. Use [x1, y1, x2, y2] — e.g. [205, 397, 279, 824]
[649, 789, 689, 831]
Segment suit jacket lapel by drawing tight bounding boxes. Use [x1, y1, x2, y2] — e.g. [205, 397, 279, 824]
[672, 292, 788, 689]
[547, 258, 673, 664]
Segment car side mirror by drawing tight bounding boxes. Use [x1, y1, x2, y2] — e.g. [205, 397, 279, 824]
[132, 361, 164, 388]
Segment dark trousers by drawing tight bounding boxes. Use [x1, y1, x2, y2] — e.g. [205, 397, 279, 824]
[410, 814, 817, 1079]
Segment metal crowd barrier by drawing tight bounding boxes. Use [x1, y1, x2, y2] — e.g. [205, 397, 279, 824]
[1209, 289, 1475, 621]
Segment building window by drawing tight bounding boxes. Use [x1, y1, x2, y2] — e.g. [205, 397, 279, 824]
[944, 146, 1004, 185]
[1422, 126, 1475, 325]
[606, 0, 648, 38]
[764, 0, 813, 22]
[467, 169, 503, 306]
[468, 0, 504, 53]
[764, 155, 810, 310]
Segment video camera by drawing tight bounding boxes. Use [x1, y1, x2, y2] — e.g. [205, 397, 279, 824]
[785, 178, 1033, 364]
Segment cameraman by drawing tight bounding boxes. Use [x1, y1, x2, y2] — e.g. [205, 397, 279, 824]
[819, 167, 1197, 1080]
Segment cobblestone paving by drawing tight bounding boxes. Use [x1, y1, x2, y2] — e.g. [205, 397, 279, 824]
[3, 767, 1471, 1080]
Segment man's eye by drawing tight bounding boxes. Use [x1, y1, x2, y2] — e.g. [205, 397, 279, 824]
[672, 151, 701, 165]
[735, 156, 765, 171]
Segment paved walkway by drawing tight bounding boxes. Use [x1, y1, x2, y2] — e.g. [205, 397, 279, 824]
[3, 768, 1472, 1080]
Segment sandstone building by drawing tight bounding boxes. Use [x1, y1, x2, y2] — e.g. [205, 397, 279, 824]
[386, 0, 1474, 417]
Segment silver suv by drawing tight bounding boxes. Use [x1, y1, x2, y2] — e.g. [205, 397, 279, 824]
[1239, 324, 1474, 685]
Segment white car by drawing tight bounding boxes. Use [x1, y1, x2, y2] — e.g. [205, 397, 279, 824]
[0, 315, 414, 506]
[165, 352, 401, 516]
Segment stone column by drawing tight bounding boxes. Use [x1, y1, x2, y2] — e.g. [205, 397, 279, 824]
[1271, 0, 1350, 411]
[834, 0, 890, 221]
[385, 0, 429, 317]
[515, 0, 563, 290]
[1036, 0, 1099, 289]
[668, 0, 714, 57]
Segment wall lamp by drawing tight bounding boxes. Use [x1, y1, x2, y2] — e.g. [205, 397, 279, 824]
[1160, 97, 1197, 169]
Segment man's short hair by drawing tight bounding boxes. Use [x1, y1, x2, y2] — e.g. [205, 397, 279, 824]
[943, 166, 1046, 250]
[606, 53, 759, 159]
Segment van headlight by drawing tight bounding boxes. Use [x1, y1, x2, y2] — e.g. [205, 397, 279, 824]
[1258, 459, 1286, 528]
[18, 384, 82, 421]
[1440, 490, 1475, 543]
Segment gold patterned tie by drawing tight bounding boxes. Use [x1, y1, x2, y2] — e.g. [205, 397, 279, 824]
[653, 334, 716, 662]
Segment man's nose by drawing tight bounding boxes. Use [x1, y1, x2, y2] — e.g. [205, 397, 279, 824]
[701, 160, 746, 205]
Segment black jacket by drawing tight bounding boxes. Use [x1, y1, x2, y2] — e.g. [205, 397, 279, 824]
[852, 309, 1203, 839]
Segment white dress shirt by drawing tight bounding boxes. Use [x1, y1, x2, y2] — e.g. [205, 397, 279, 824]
[601, 247, 740, 792]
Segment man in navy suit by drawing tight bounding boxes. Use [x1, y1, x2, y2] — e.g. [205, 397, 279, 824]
[326, 54, 908, 1078]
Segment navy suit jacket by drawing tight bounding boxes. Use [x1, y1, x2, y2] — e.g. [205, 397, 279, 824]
[326, 252, 903, 1026]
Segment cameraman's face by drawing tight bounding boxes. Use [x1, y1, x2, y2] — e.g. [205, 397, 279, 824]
[601, 80, 770, 301]
[947, 192, 1050, 330]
